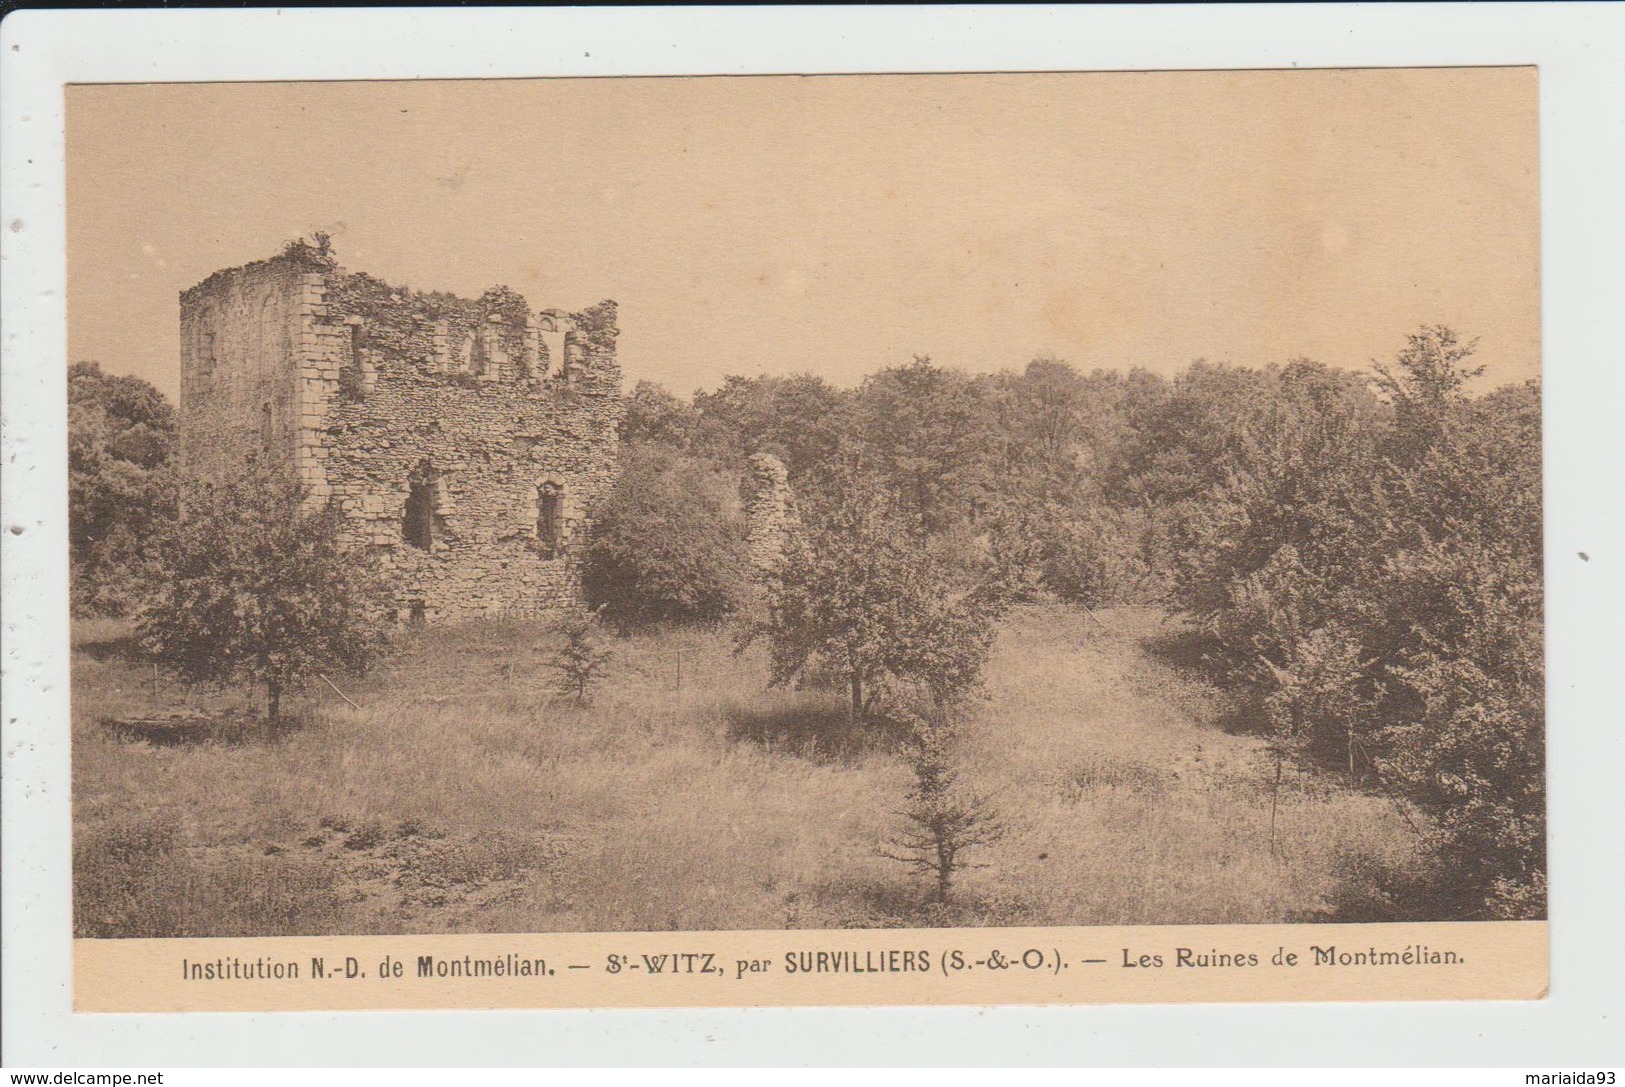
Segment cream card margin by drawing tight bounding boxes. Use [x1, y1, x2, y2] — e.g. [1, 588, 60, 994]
[4, 3, 1623, 1068]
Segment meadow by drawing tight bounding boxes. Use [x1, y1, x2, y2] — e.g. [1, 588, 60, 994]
[73, 606, 1421, 937]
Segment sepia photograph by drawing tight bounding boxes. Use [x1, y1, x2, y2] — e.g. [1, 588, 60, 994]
[14, 0, 1625, 1070]
[57, 66, 1546, 1005]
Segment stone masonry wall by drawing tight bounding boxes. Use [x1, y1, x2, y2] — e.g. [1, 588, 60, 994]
[179, 243, 623, 623]
[744, 452, 800, 576]
[178, 252, 307, 476]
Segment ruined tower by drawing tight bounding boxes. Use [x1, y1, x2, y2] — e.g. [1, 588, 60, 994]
[178, 240, 623, 623]
[744, 452, 800, 577]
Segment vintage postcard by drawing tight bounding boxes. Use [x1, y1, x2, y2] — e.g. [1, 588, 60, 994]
[63, 68, 1544, 1013]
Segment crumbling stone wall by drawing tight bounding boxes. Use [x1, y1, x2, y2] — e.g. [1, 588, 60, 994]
[179, 242, 622, 623]
[744, 452, 800, 576]
[178, 251, 308, 471]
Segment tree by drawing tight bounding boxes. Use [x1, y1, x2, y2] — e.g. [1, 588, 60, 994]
[880, 708, 1005, 904]
[1163, 359, 1387, 690]
[747, 471, 1004, 725]
[582, 444, 751, 628]
[549, 607, 613, 704]
[1145, 329, 1544, 917]
[137, 455, 390, 737]
[850, 357, 1004, 534]
[741, 468, 1007, 904]
[621, 380, 699, 449]
[1011, 354, 1089, 464]
[690, 372, 851, 476]
[1372, 324, 1484, 464]
[68, 362, 178, 616]
[1371, 370, 1544, 917]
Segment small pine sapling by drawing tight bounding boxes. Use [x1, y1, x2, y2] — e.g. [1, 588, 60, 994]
[880, 711, 1005, 904]
[550, 606, 613, 704]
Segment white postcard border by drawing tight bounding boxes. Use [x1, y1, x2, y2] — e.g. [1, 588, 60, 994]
[4, 3, 1623, 1067]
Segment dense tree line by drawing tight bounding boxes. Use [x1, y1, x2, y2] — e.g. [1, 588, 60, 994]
[599, 327, 1543, 918]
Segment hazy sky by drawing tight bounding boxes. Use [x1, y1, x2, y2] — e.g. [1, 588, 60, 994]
[66, 69, 1538, 402]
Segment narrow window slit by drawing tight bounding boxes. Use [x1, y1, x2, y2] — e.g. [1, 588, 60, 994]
[537, 482, 563, 559]
[404, 462, 438, 551]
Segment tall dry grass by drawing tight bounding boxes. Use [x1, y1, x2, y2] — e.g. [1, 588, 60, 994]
[73, 606, 1420, 936]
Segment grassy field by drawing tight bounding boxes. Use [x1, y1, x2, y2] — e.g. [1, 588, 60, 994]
[72, 606, 1423, 936]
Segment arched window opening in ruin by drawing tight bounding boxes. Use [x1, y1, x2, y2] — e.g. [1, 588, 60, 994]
[536, 482, 563, 559]
[536, 313, 564, 379]
[404, 463, 439, 551]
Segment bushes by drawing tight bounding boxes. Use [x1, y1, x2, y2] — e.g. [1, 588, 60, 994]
[582, 445, 751, 628]
[986, 501, 1154, 607]
[68, 362, 178, 617]
[1155, 331, 1544, 918]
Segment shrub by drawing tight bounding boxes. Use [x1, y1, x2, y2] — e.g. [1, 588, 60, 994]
[582, 445, 751, 627]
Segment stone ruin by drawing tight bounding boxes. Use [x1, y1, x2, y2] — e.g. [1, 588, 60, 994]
[178, 241, 623, 623]
[744, 452, 801, 577]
